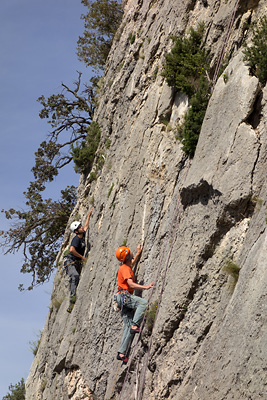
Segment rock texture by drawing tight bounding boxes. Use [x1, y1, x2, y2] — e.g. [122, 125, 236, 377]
[26, 0, 267, 399]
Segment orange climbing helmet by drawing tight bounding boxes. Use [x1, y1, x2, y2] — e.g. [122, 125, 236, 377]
[115, 246, 130, 262]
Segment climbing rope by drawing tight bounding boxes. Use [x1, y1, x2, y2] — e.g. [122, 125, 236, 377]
[133, 4, 242, 397]
[113, 5, 242, 398]
[135, 160, 191, 400]
[109, 362, 121, 399]
[212, 0, 240, 90]
[117, 158, 191, 400]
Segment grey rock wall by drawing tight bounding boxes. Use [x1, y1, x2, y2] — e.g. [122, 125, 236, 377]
[26, 0, 267, 399]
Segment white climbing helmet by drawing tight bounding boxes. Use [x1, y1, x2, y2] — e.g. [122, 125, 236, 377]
[70, 221, 81, 232]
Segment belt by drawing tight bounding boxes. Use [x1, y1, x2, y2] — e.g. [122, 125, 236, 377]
[116, 289, 131, 295]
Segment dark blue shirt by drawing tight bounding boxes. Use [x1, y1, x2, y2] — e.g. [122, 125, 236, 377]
[70, 232, 86, 261]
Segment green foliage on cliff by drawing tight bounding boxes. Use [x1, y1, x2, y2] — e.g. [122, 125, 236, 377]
[146, 300, 158, 331]
[1, 185, 77, 290]
[243, 16, 267, 84]
[29, 330, 42, 356]
[222, 259, 240, 292]
[180, 77, 210, 157]
[35, 71, 95, 182]
[2, 378, 25, 400]
[162, 24, 211, 158]
[163, 23, 209, 97]
[77, 0, 123, 72]
[71, 121, 101, 173]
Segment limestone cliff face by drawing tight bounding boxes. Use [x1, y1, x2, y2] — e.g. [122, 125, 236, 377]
[26, 0, 267, 399]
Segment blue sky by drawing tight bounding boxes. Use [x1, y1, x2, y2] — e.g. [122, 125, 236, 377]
[0, 1, 93, 397]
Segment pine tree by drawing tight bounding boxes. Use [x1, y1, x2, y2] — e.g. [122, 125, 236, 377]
[2, 378, 25, 400]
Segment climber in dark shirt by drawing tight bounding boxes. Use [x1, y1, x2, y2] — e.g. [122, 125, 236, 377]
[70, 231, 86, 262]
[65, 208, 93, 312]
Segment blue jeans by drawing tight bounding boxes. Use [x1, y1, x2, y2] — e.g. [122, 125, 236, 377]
[116, 292, 148, 355]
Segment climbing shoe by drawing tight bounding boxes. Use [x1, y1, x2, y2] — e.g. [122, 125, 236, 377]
[67, 305, 73, 313]
[116, 353, 128, 365]
[130, 326, 141, 334]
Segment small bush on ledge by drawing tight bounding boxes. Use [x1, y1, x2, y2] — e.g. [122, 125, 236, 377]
[243, 16, 267, 85]
[222, 259, 240, 291]
[146, 300, 158, 331]
[71, 121, 101, 174]
[162, 23, 211, 158]
[180, 77, 210, 157]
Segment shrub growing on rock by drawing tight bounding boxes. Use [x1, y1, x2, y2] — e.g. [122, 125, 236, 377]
[146, 300, 158, 331]
[222, 259, 240, 292]
[162, 24, 211, 157]
[181, 76, 210, 157]
[243, 16, 267, 85]
[71, 121, 101, 174]
[163, 23, 209, 97]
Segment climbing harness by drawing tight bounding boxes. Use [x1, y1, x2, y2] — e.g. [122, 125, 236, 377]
[113, 289, 130, 312]
[61, 257, 76, 275]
